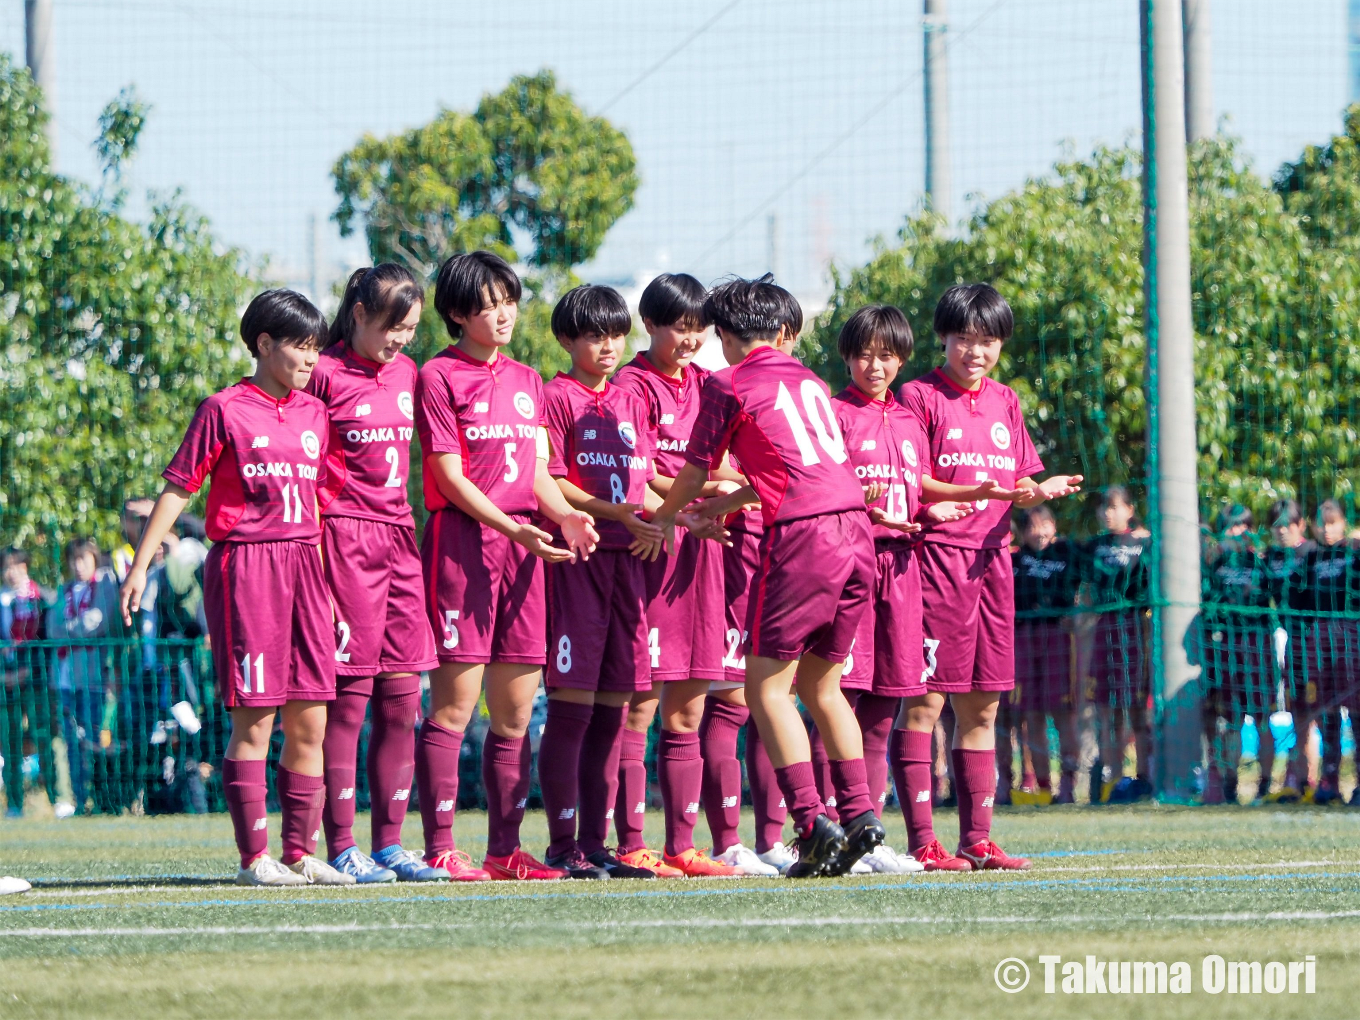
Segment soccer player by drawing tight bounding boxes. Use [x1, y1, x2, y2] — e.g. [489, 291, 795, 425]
[415, 251, 599, 882]
[612, 274, 760, 877]
[120, 289, 353, 886]
[1304, 500, 1357, 804]
[1083, 486, 1152, 804]
[893, 283, 1081, 872]
[1262, 498, 1314, 802]
[1011, 505, 1082, 804]
[310, 264, 442, 883]
[652, 275, 882, 879]
[538, 283, 670, 880]
[832, 304, 972, 873]
[1201, 506, 1270, 805]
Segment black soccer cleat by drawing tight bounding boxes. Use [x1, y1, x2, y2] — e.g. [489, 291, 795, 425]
[786, 814, 848, 878]
[830, 809, 886, 876]
[584, 848, 657, 880]
[544, 848, 610, 879]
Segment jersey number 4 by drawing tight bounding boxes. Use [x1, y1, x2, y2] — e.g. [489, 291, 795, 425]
[773, 380, 847, 466]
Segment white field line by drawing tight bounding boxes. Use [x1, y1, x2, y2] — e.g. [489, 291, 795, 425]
[1042, 859, 1347, 874]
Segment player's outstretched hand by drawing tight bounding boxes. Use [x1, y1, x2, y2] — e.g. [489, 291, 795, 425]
[926, 500, 975, 523]
[620, 505, 665, 544]
[972, 478, 1025, 502]
[1017, 474, 1084, 507]
[119, 569, 147, 626]
[559, 510, 599, 562]
[678, 511, 731, 545]
[869, 507, 922, 533]
[511, 522, 575, 564]
[863, 481, 887, 505]
[628, 534, 665, 561]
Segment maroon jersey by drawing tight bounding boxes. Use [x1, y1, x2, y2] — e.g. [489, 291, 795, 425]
[685, 346, 861, 526]
[612, 353, 710, 478]
[543, 373, 654, 550]
[415, 347, 544, 515]
[164, 380, 329, 544]
[897, 368, 1043, 549]
[833, 385, 927, 542]
[308, 344, 418, 527]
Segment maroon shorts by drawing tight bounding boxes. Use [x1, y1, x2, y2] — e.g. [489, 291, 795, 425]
[917, 543, 1014, 694]
[203, 540, 336, 708]
[1203, 621, 1271, 720]
[642, 528, 726, 683]
[1091, 611, 1149, 708]
[843, 541, 924, 697]
[1014, 619, 1075, 713]
[546, 548, 650, 692]
[748, 510, 874, 663]
[322, 516, 438, 677]
[421, 508, 546, 665]
[720, 529, 762, 683]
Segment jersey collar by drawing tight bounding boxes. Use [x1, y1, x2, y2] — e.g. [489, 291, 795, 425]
[633, 351, 687, 389]
[241, 379, 297, 407]
[554, 371, 611, 399]
[447, 345, 505, 373]
[933, 367, 988, 397]
[346, 348, 386, 374]
[844, 383, 892, 408]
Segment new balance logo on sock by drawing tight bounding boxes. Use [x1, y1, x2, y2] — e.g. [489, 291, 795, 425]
[252, 818, 268, 831]
[605, 808, 614, 820]
[915, 790, 930, 803]
[982, 795, 995, 808]
[633, 801, 645, 815]
[338, 788, 355, 800]
[557, 808, 575, 820]
[778, 798, 786, 808]
[392, 789, 410, 801]
[515, 798, 527, 809]
[436, 799, 454, 812]
[722, 796, 738, 808]
[878, 792, 887, 803]
[312, 829, 321, 842]
[827, 796, 837, 807]
[685, 801, 699, 814]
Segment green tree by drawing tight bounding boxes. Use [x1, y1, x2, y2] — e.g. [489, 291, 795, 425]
[0, 53, 255, 570]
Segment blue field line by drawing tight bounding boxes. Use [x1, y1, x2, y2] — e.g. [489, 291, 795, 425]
[5, 869, 1360, 916]
[1021, 849, 1130, 858]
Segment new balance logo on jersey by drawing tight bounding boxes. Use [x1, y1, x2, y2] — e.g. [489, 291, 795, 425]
[660, 413, 675, 425]
[584, 429, 597, 440]
[685, 801, 700, 814]
[253, 817, 268, 830]
[474, 401, 489, 413]
[915, 790, 931, 803]
[557, 808, 576, 820]
[354, 403, 372, 417]
[860, 439, 877, 451]
[946, 428, 963, 440]
[251, 436, 270, 448]
[722, 796, 738, 808]
[436, 799, 454, 812]
[338, 787, 355, 800]
[392, 788, 410, 801]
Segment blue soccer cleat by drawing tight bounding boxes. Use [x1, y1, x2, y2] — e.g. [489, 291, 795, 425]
[373, 844, 450, 882]
[330, 846, 397, 884]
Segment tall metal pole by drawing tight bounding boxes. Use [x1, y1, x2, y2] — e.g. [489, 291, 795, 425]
[1142, 0, 1202, 802]
[923, 0, 951, 225]
[25, 0, 56, 163]
[1350, 0, 1360, 104]
[1182, 0, 1213, 141]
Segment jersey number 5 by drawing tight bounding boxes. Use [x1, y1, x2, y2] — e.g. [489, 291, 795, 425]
[773, 379, 847, 467]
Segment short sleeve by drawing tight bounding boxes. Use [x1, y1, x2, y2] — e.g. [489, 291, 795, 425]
[1011, 394, 1045, 478]
[543, 389, 572, 478]
[305, 357, 332, 404]
[163, 398, 227, 493]
[685, 377, 741, 471]
[415, 363, 464, 455]
[896, 380, 928, 423]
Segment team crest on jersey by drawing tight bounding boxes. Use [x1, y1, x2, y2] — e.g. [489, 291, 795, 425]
[618, 421, 637, 449]
[513, 391, 535, 419]
[902, 439, 918, 467]
[250, 436, 270, 449]
[398, 391, 414, 421]
[300, 430, 321, 459]
[990, 422, 1011, 449]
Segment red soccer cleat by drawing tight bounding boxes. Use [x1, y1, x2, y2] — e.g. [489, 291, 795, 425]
[957, 838, 1032, 871]
[482, 847, 568, 881]
[426, 849, 492, 882]
[910, 838, 972, 872]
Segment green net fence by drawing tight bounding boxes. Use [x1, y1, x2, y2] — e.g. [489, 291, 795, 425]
[0, 0, 1355, 815]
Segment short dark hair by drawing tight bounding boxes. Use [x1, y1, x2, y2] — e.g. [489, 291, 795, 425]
[331, 264, 424, 347]
[550, 284, 632, 341]
[638, 273, 707, 330]
[1318, 498, 1346, 524]
[64, 537, 100, 564]
[933, 283, 1013, 341]
[1269, 498, 1302, 528]
[2, 546, 29, 569]
[1214, 504, 1254, 532]
[240, 289, 328, 358]
[1015, 504, 1056, 533]
[704, 273, 796, 344]
[837, 305, 914, 362]
[433, 251, 522, 339]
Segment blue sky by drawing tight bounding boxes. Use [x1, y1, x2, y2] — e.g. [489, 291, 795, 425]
[0, 0, 1347, 302]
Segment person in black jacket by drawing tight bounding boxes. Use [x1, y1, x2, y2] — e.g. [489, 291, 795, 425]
[1304, 500, 1360, 804]
[1262, 498, 1316, 802]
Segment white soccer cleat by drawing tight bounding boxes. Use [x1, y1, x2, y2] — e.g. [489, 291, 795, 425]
[850, 856, 873, 874]
[53, 802, 75, 820]
[236, 854, 308, 887]
[713, 843, 780, 877]
[756, 842, 797, 876]
[0, 876, 32, 895]
[288, 855, 357, 886]
[861, 844, 925, 874]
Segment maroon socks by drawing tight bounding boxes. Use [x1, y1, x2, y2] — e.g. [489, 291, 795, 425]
[772, 760, 826, 837]
[745, 720, 786, 852]
[954, 747, 997, 847]
[658, 730, 703, 856]
[369, 688, 419, 852]
[891, 728, 935, 853]
[483, 731, 530, 858]
[276, 766, 324, 865]
[415, 718, 464, 857]
[614, 727, 649, 855]
[223, 757, 268, 868]
[321, 685, 366, 858]
[577, 702, 626, 857]
[828, 756, 875, 821]
[809, 723, 837, 821]
[855, 693, 898, 816]
[699, 696, 747, 855]
[539, 699, 594, 859]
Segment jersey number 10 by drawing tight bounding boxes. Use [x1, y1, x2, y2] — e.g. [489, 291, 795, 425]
[773, 380, 847, 467]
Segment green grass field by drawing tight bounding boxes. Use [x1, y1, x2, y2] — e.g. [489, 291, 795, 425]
[2, 805, 1358, 1019]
